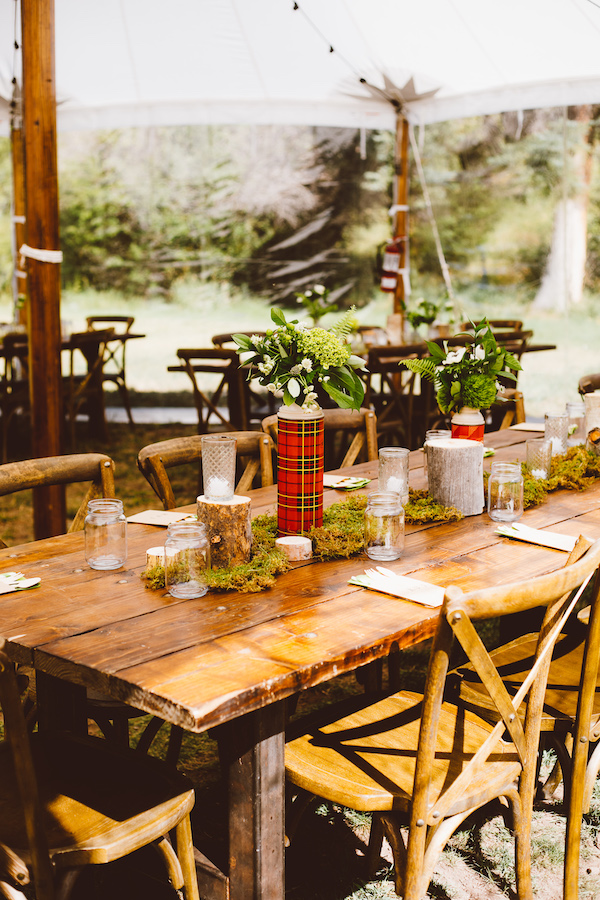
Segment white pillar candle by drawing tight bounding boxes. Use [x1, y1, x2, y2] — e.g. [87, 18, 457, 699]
[275, 535, 313, 561]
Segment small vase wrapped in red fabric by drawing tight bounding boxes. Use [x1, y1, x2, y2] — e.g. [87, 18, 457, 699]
[276, 403, 324, 536]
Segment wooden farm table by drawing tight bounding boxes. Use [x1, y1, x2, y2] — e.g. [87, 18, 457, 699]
[2, 425, 600, 899]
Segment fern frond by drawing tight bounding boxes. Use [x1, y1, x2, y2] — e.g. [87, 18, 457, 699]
[402, 357, 438, 382]
[330, 306, 357, 341]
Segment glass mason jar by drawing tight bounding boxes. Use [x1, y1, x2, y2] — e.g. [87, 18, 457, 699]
[378, 447, 410, 505]
[487, 461, 524, 524]
[165, 522, 209, 598]
[545, 412, 569, 456]
[201, 434, 237, 502]
[84, 498, 127, 570]
[423, 429, 452, 481]
[566, 401, 586, 447]
[364, 490, 405, 561]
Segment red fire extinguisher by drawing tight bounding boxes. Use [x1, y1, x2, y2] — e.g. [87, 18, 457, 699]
[379, 237, 405, 292]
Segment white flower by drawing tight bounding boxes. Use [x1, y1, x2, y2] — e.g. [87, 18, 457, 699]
[301, 358, 313, 372]
[257, 356, 274, 376]
[473, 344, 486, 360]
[443, 347, 466, 365]
[314, 284, 326, 295]
[267, 382, 278, 393]
[322, 375, 330, 382]
[290, 364, 303, 375]
[287, 377, 301, 398]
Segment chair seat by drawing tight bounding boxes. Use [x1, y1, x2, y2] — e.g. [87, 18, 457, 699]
[286, 691, 521, 818]
[0, 731, 194, 867]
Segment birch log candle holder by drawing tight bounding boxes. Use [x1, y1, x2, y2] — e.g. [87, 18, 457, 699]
[427, 438, 484, 516]
[146, 546, 180, 570]
[197, 495, 252, 568]
[274, 535, 312, 561]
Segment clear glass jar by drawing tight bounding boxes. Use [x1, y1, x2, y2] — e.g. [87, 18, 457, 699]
[526, 439, 552, 480]
[165, 522, 209, 598]
[545, 411, 569, 456]
[84, 499, 127, 570]
[487, 461, 524, 523]
[424, 429, 452, 482]
[201, 434, 237, 502]
[364, 490, 405, 561]
[378, 447, 410, 505]
[566, 401, 586, 447]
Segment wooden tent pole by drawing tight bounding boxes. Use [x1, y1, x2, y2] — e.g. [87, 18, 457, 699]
[9, 101, 28, 324]
[21, 0, 65, 537]
[392, 114, 409, 317]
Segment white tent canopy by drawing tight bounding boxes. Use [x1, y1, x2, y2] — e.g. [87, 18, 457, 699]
[2, 0, 600, 135]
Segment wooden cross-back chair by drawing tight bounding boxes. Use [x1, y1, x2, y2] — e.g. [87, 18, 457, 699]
[137, 431, 275, 510]
[168, 348, 249, 432]
[261, 407, 378, 471]
[62, 329, 115, 448]
[0, 453, 116, 545]
[285, 536, 600, 900]
[86, 315, 136, 427]
[0, 639, 200, 900]
[456, 537, 600, 900]
[0, 332, 30, 462]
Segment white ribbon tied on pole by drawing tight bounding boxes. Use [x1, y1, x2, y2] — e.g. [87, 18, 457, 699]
[19, 244, 63, 264]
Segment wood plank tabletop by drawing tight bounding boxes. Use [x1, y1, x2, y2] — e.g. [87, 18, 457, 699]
[2, 427, 599, 735]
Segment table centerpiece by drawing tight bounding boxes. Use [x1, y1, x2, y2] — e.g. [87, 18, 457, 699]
[402, 318, 521, 441]
[234, 307, 366, 535]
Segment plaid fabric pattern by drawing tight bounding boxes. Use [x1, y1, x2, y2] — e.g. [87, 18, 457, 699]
[277, 413, 324, 536]
[451, 421, 485, 442]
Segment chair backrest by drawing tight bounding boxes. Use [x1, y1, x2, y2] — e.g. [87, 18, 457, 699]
[137, 432, 275, 510]
[174, 348, 249, 432]
[410, 536, 600, 837]
[86, 315, 134, 333]
[493, 387, 526, 430]
[579, 372, 600, 395]
[261, 407, 378, 470]
[0, 453, 116, 539]
[212, 331, 266, 348]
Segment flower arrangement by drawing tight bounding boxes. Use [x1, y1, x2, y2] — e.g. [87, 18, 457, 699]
[402, 318, 521, 414]
[295, 283, 337, 326]
[233, 307, 366, 412]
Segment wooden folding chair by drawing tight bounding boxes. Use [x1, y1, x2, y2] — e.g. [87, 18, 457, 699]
[285, 536, 600, 900]
[456, 537, 600, 900]
[0, 639, 199, 900]
[137, 431, 275, 510]
[261, 407, 378, 471]
[579, 373, 600, 395]
[62, 329, 115, 447]
[168, 348, 249, 432]
[86, 315, 136, 427]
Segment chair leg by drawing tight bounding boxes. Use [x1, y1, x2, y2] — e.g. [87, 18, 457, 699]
[175, 815, 200, 900]
[115, 378, 135, 428]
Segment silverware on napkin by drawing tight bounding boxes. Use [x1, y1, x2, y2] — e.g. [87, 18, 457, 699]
[349, 567, 444, 606]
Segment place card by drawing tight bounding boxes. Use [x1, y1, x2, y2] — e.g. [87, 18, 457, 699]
[127, 510, 197, 526]
[349, 568, 444, 607]
[495, 522, 578, 552]
[0, 572, 41, 595]
[509, 422, 545, 432]
[323, 474, 371, 490]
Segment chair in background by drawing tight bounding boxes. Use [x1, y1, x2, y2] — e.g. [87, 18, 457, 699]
[86, 315, 136, 427]
[0, 332, 30, 462]
[62, 329, 115, 447]
[285, 537, 600, 900]
[211, 331, 266, 348]
[261, 407, 378, 471]
[212, 332, 278, 423]
[579, 372, 600, 395]
[137, 431, 275, 510]
[460, 319, 524, 332]
[488, 388, 526, 431]
[455, 538, 600, 900]
[0, 639, 199, 900]
[168, 348, 249, 432]
[0, 453, 115, 543]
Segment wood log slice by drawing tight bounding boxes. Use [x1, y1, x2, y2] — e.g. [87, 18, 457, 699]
[197, 495, 252, 568]
[427, 438, 484, 516]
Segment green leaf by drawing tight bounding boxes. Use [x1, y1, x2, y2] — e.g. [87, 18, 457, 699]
[322, 381, 356, 409]
[232, 333, 252, 350]
[271, 308, 286, 327]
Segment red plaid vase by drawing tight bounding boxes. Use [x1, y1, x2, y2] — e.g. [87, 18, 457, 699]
[277, 408, 324, 536]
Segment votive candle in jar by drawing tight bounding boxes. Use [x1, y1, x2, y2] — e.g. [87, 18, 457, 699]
[544, 412, 569, 456]
[378, 447, 410, 505]
[526, 439, 552, 480]
[566, 401, 586, 447]
[165, 522, 209, 598]
[201, 434, 237, 502]
[364, 490, 405, 561]
[84, 498, 127, 570]
[424, 429, 452, 482]
[487, 461, 524, 524]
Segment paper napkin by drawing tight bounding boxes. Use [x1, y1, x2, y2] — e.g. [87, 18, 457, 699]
[349, 567, 444, 607]
[509, 422, 545, 432]
[127, 510, 197, 526]
[495, 522, 577, 552]
[0, 572, 41, 595]
[323, 474, 371, 490]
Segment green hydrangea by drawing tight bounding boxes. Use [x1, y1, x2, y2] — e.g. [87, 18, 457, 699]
[461, 374, 498, 410]
[297, 328, 351, 368]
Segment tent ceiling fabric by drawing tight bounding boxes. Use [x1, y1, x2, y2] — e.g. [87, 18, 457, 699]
[2, 0, 600, 134]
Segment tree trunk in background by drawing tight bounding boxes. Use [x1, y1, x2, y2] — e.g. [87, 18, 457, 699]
[534, 105, 596, 311]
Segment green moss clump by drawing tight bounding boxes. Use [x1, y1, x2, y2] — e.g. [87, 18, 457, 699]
[404, 489, 464, 525]
[308, 495, 368, 560]
[520, 446, 600, 508]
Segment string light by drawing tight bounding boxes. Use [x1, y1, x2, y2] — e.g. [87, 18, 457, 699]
[585, 0, 600, 9]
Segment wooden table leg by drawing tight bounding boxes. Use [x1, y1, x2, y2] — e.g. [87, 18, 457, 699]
[35, 670, 87, 734]
[219, 701, 286, 900]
